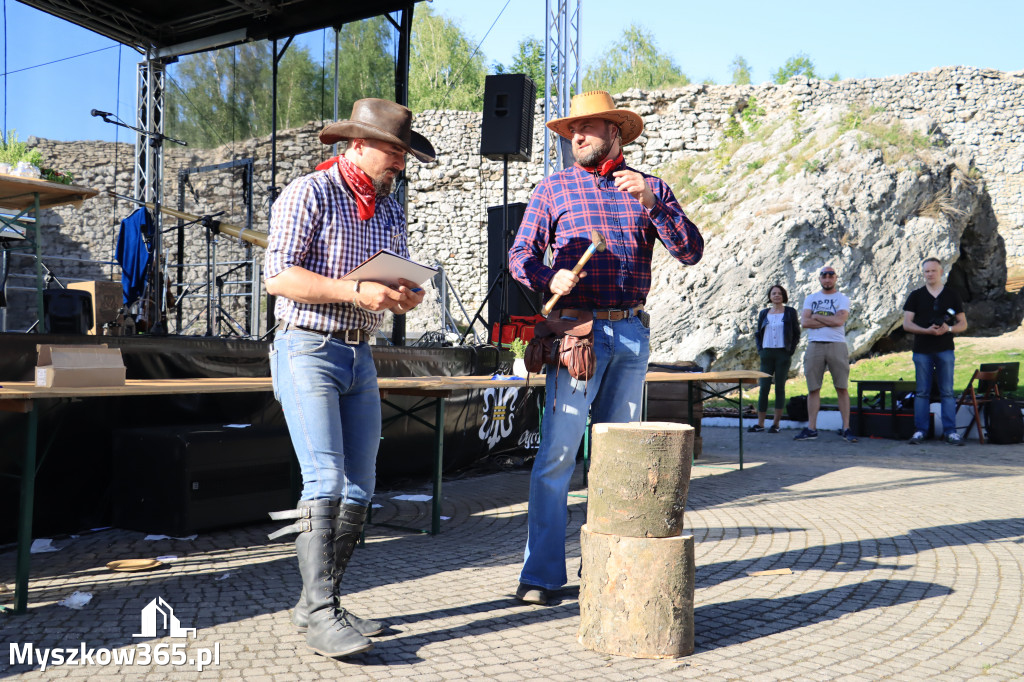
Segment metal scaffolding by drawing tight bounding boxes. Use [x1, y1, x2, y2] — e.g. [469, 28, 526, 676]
[543, 0, 581, 176]
[134, 57, 169, 332]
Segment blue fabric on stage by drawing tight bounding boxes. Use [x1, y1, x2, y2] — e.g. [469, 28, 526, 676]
[116, 208, 153, 305]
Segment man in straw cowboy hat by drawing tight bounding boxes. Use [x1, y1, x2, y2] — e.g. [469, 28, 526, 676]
[509, 90, 704, 605]
[264, 98, 433, 658]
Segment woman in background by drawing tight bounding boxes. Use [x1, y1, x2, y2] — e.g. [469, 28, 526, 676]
[750, 284, 800, 433]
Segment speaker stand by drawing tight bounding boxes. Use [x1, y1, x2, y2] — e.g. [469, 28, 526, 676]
[463, 155, 539, 346]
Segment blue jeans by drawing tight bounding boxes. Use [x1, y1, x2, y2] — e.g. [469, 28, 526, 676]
[912, 350, 956, 436]
[271, 330, 380, 504]
[520, 316, 650, 590]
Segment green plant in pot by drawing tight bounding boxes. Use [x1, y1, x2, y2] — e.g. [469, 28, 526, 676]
[509, 337, 529, 377]
[509, 337, 527, 359]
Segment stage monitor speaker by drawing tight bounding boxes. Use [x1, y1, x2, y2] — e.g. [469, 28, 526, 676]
[68, 280, 122, 335]
[112, 424, 296, 536]
[480, 74, 536, 162]
[487, 202, 539, 323]
[43, 289, 93, 334]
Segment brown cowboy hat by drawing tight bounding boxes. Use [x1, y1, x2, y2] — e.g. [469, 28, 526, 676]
[546, 91, 644, 145]
[319, 98, 436, 163]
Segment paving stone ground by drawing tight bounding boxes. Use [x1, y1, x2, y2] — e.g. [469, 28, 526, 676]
[2, 427, 1023, 680]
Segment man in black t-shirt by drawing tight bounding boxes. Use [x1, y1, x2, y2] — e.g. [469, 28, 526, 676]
[902, 258, 968, 445]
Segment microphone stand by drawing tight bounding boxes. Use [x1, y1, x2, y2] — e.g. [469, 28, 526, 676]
[93, 110, 187, 335]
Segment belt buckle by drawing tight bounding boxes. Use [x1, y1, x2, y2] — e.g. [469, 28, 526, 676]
[342, 329, 362, 345]
[607, 310, 625, 321]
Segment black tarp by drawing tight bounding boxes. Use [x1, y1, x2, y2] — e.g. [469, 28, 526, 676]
[0, 334, 540, 541]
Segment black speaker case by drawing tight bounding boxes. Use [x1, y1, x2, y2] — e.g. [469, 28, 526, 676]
[480, 74, 536, 161]
[486, 203, 540, 323]
[112, 424, 296, 536]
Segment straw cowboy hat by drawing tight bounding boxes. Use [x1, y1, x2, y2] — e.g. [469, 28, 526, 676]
[546, 91, 644, 145]
[319, 98, 436, 163]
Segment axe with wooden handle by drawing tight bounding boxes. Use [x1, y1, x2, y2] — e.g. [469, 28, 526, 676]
[540, 230, 607, 316]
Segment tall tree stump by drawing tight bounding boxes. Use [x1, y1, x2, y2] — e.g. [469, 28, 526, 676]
[578, 526, 695, 658]
[587, 422, 694, 538]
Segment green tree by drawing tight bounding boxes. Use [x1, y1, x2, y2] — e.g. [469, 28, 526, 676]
[494, 36, 546, 91]
[772, 52, 819, 84]
[323, 17, 396, 120]
[410, 5, 486, 111]
[166, 17, 395, 148]
[167, 41, 322, 148]
[730, 56, 752, 85]
[583, 24, 688, 93]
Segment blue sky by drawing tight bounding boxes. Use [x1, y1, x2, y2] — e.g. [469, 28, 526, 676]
[1, 0, 1021, 143]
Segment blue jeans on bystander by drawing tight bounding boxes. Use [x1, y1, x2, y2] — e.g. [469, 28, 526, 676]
[520, 315, 650, 591]
[912, 349, 956, 437]
[271, 330, 381, 505]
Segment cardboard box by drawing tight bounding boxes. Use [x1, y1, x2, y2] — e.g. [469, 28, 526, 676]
[35, 344, 126, 388]
[68, 280, 123, 335]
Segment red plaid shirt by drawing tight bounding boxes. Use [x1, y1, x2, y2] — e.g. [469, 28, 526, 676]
[509, 163, 703, 309]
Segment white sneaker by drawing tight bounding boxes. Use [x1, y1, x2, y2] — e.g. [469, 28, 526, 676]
[909, 431, 925, 444]
[946, 433, 965, 446]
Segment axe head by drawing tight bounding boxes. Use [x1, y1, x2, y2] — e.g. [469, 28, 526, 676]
[590, 230, 607, 252]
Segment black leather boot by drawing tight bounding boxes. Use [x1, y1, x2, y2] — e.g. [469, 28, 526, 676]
[332, 503, 383, 636]
[270, 499, 372, 658]
[290, 503, 383, 637]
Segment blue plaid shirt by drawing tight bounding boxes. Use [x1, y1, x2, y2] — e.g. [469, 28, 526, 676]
[509, 163, 703, 309]
[264, 164, 408, 333]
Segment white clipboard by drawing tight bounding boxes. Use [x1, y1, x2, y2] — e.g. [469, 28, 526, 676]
[341, 249, 438, 288]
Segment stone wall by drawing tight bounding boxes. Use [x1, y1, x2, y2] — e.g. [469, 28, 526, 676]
[10, 65, 1022, 348]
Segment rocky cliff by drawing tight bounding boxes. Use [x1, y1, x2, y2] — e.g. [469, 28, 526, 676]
[645, 104, 1007, 370]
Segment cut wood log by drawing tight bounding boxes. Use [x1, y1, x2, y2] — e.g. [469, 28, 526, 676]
[587, 422, 694, 538]
[578, 526, 695, 658]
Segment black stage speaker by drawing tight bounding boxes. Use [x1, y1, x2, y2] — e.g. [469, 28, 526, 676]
[487, 202, 540, 323]
[480, 74, 536, 161]
[112, 424, 296, 536]
[43, 289, 93, 334]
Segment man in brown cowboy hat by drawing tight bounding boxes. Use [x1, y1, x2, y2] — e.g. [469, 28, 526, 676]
[264, 98, 433, 658]
[509, 90, 704, 605]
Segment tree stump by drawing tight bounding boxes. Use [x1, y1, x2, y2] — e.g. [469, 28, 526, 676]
[587, 422, 694, 538]
[578, 526, 695, 658]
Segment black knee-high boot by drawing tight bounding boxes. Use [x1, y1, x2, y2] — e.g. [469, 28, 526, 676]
[270, 499, 372, 658]
[289, 503, 383, 636]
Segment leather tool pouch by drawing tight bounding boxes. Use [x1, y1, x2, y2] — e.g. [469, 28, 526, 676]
[524, 310, 596, 381]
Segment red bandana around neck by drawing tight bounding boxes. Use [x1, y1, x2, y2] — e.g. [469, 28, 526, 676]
[316, 155, 376, 220]
[577, 151, 624, 177]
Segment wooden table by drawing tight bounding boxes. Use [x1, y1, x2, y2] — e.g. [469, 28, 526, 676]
[0, 370, 765, 615]
[0, 375, 534, 615]
[643, 370, 769, 470]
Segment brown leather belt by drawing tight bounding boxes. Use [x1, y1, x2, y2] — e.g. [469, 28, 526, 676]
[554, 306, 644, 322]
[280, 322, 370, 345]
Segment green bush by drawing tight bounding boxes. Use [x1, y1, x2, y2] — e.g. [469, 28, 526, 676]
[0, 130, 43, 168]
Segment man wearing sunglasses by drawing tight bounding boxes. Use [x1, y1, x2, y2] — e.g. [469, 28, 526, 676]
[902, 258, 967, 445]
[795, 266, 856, 442]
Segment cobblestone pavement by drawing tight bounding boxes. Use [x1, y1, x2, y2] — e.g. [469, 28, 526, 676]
[2, 427, 1023, 681]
